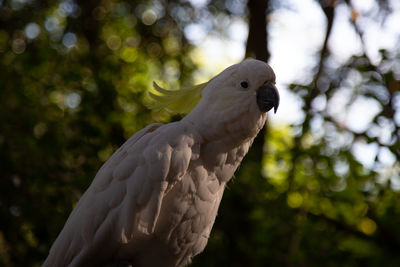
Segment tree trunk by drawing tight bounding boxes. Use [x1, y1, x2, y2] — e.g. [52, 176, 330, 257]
[245, 0, 270, 62]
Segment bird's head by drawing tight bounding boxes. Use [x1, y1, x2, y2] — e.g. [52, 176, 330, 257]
[199, 58, 279, 115]
[149, 59, 279, 133]
[150, 58, 279, 116]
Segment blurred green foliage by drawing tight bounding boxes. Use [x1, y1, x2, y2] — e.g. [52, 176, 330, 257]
[0, 0, 399, 266]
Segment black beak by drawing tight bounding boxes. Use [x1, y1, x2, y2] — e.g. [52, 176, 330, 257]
[256, 83, 280, 113]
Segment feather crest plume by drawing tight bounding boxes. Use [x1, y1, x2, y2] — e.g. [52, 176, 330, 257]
[148, 81, 209, 114]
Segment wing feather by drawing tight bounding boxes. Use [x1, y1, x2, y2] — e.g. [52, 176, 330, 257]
[43, 122, 199, 267]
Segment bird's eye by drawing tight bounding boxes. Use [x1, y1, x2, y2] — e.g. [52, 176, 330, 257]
[240, 81, 249, 88]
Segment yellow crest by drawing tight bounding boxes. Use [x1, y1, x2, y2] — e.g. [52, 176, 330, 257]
[148, 81, 209, 114]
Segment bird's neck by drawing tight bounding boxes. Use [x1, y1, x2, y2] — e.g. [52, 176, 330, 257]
[182, 105, 266, 184]
[183, 100, 267, 146]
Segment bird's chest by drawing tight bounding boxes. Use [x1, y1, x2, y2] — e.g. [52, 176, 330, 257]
[154, 142, 251, 259]
[156, 162, 224, 246]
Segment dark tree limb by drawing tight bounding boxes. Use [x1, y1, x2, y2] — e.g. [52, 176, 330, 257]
[304, 0, 336, 111]
[245, 0, 270, 62]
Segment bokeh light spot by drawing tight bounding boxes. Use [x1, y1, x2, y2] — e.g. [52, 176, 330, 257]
[24, 23, 41, 39]
[9, 206, 21, 217]
[120, 47, 137, 63]
[184, 23, 206, 43]
[33, 123, 48, 139]
[65, 92, 81, 108]
[58, 0, 76, 17]
[106, 35, 121, 51]
[358, 217, 377, 235]
[163, 37, 180, 55]
[142, 9, 157, 25]
[12, 38, 26, 54]
[45, 16, 61, 32]
[62, 32, 77, 47]
[126, 36, 140, 48]
[287, 192, 303, 208]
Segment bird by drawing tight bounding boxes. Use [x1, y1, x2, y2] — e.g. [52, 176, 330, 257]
[43, 58, 279, 267]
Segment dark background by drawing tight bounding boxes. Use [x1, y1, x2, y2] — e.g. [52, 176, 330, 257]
[0, 0, 399, 266]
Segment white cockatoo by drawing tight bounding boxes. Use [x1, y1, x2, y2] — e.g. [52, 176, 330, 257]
[43, 58, 279, 267]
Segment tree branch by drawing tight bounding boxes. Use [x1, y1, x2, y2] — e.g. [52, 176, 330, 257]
[245, 0, 270, 62]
